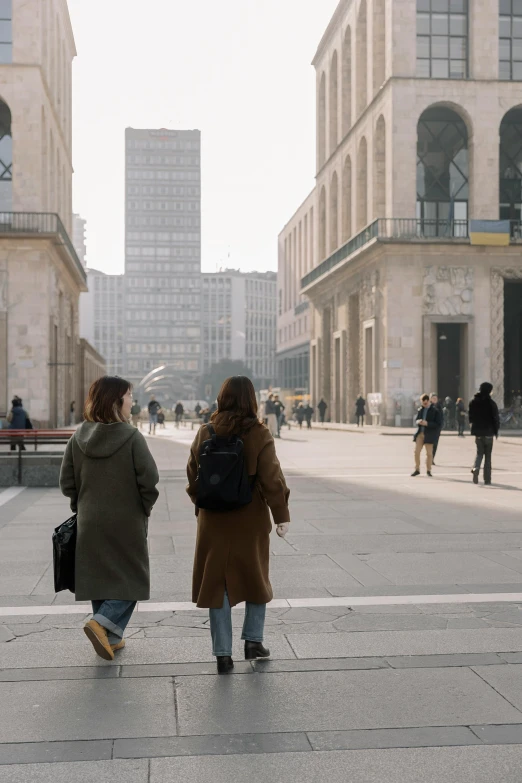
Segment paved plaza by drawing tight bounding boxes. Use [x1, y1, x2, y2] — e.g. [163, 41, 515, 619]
[3, 426, 522, 780]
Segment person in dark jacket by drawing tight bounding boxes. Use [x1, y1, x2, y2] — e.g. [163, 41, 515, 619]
[456, 398, 466, 437]
[295, 403, 305, 429]
[430, 393, 444, 463]
[304, 403, 314, 429]
[8, 397, 31, 451]
[355, 395, 366, 427]
[318, 398, 328, 424]
[60, 376, 159, 661]
[412, 394, 443, 477]
[468, 382, 499, 486]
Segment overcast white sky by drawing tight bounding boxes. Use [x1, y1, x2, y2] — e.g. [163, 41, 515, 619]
[68, 0, 339, 275]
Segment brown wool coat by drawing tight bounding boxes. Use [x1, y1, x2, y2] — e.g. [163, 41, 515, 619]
[187, 421, 290, 609]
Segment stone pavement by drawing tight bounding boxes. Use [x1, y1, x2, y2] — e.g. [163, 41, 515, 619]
[4, 426, 522, 780]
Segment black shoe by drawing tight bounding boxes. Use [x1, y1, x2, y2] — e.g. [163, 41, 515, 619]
[411, 470, 420, 477]
[472, 469, 479, 485]
[244, 641, 270, 660]
[216, 656, 234, 674]
[484, 480, 491, 486]
[427, 471, 432, 477]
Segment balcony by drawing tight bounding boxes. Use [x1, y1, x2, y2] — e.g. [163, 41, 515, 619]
[0, 212, 86, 284]
[301, 218, 522, 291]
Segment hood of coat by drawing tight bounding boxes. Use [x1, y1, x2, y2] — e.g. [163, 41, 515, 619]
[74, 421, 137, 458]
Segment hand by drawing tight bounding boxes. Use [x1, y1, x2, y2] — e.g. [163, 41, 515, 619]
[276, 522, 289, 538]
[418, 420, 427, 426]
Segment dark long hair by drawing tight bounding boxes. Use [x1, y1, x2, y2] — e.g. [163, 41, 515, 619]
[211, 376, 259, 436]
[84, 376, 132, 424]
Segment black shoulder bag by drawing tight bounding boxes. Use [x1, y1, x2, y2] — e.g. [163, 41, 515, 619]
[52, 515, 77, 593]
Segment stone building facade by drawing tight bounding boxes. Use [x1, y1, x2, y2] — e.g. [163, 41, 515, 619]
[80, 268, 124, 376]
[292, 0, 522, 424]
[0, 0, 87, 426]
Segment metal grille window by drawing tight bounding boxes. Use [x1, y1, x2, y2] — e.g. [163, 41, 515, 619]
[499, 0, 522, 80]
[416, 0, 468, 79]
[0, 0, 11, 64]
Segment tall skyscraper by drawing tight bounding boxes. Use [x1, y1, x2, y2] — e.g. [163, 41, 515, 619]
[124, 127, 201, 404]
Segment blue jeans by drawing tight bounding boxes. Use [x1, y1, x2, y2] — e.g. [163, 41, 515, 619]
[209, 589, 266, 657]
[92, 600, 136, 645]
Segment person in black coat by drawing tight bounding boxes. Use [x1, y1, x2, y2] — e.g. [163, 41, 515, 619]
[412, 394, 443, 477]
[430, 393, 444, 463]
[355, 395, 366, 427]
[468, 382, 499, 486]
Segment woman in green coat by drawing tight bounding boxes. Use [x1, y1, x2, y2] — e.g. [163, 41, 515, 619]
[60, 376, 159, 661]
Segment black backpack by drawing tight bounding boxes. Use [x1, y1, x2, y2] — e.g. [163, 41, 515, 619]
[196, 424, 253, 512]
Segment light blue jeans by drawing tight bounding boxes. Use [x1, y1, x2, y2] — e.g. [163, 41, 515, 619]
[92, 600, 136, 645]
[209, 589, 266, 657]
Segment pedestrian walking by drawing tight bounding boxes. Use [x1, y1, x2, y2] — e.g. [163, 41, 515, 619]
[174, 401, 184, 428]
[273, 395, 285, 438]
[430, 393, 444, 463]
[304, 403, 314, 429]
[468, 382, 499, 486]
[318, 398, 328, 424]
[296, 402, 305, 429]
[355, 394, 366, 427]
[7, 396, 31, 451]
[411, 393, 443, 477]
[60, 376, 159, 661]
[195, 402, 202, 419]
[148, 396, 161, 434]
[157, 410, 166, 429]
[131, 400, 142, 429]
[186, 375, 290, 674]
[456, 397, 466, 437]
[265, 394, 279, 438]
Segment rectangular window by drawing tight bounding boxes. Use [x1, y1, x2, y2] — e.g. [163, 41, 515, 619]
[0, 0, 11, 63]
[416, 0, 468, 79]
[500, 1, 522, 80]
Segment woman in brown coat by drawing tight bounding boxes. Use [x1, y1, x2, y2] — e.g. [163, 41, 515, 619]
[186, 376, 290, 673]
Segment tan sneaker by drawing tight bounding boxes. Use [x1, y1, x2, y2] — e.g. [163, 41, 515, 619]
[84, 619, 114, 661]
[111, 639, 125, 652]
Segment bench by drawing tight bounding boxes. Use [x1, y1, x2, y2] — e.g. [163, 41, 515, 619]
[0, 430, 73, 485]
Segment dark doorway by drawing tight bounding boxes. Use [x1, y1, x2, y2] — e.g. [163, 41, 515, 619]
[504, 281, 522, 406]
[437, 323, 462, 401]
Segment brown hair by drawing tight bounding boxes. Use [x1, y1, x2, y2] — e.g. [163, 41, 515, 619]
[84, 376, 132, 424]
[211, 376, 259, 436]
[421, 393, 430, 402]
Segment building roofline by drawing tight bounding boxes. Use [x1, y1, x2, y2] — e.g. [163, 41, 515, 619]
[278, 187, 317, 238]
[312, 0, 350, 68]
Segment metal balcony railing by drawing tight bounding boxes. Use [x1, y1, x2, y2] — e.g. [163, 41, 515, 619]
[0, 212, 86, 282]
[301, 218, 522, 290]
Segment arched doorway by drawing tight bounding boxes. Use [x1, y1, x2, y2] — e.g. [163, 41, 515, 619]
[416, 105, 469, 236]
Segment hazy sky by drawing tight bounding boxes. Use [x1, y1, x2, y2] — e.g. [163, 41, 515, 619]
[68, 0, 339, 275]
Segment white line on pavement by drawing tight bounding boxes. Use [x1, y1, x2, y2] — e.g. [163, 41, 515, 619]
[0, 487, 25, 507]
[2, 592, 522, 617]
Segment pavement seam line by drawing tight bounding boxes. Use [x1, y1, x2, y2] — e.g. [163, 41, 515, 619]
[469, 666, 522, 717]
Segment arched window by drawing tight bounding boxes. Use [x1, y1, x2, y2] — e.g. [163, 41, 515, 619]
[499, 107, 522, 226]
[319, 186, 327, 260]
[499, 1, 522, 80]
[373, 0, 386, 92]
[416, 106, 469, 236]
[0, 99, 12, 211]
[330, 171, 339, 252]
[356, 0, 367, 118]
[342, 27, 352, 135]
[357, 137, 368, 231]
[329, 51, 339, 153]
[416, 0, 468, 80]
[318, 73, 326, 168]
[373, 116, 386, 219]
[343, 155, 352, 241]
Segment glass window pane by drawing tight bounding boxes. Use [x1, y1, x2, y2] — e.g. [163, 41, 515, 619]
[450, 59, 466, 78]
[417, 13, 430, 33]
[432, 36, 449, 57]
[514, 38, 522, 58]
[432, 59, 449, 77]
[417, 58, 431, 77]
[454, 202, 467, 220]
[0, 0, 10, 19]
[432, 13, 449, 33]
[0, 42, 11, 62]
[417, 35, 430, 57]
[451, 14, 467, 34]
[499, 59, 511, 79]
[450, 0, 466, 9]
[450, 37, 466, 58]
[500, 16, 512, 37]
[513, 60, 522, 78]
[417, 0, 430, 9]
[0, 19, 10, 40]
[514, 17, 522, 36]
[500, 0, 512, 13]
[432, 0, 448, 9]
[500, 38, 512, 60]
[514, 0, 522, 14]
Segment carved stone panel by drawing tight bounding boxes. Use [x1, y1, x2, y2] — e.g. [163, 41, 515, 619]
[423, 266, 473, 316]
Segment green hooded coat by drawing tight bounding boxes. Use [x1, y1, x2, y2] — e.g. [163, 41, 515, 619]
[59, 422, 159, 601]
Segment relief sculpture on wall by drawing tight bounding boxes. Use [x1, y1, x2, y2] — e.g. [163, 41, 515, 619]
[423, 266, 473, 316]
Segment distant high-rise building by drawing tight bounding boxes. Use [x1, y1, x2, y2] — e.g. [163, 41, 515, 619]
[124, 128, 201, 404]
[80, 268, 124, 376]
[202, 270, 277, 388]
[72, 214, 87, 267]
